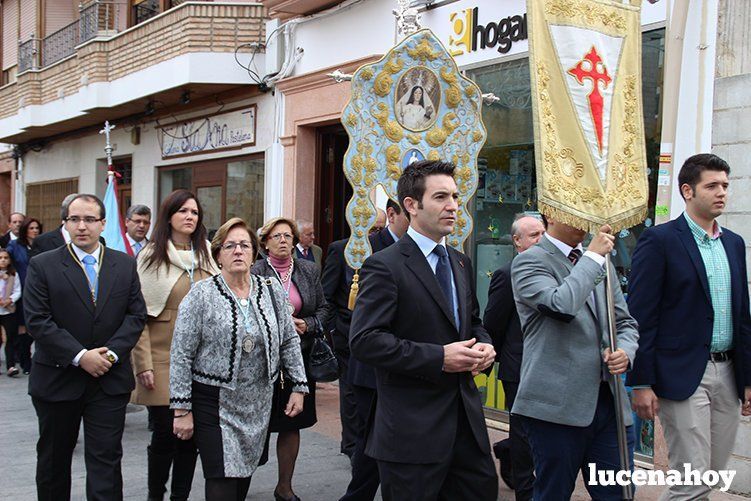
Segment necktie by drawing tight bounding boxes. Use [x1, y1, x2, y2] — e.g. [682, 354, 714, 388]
[82, 255, 98, 302]
[432, 245, 458, 327]
[568, 248, 583, 265]
[133, 241, 142, 255]
[302, 248, 308, 258]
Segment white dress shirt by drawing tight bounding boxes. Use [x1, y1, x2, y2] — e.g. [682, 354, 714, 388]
[406, 226, 460, 327]
[70, 244, 118, 366]
[61, 226, 72, 244]
[543, 233, 605, 267]
[126, 234, 147, 256]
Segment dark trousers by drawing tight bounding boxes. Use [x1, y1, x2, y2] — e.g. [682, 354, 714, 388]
[340, 385, 379, 501]
[1, 313, 19, 370]
[32, 383, 129, 501]
[147, 405, 198, 500]
[204, 477, 251, 501]
[503, 381, 534, 501]
[337, 351, 359, 457]
[521, 383, 635, 501]
[377, 401, 498, 501]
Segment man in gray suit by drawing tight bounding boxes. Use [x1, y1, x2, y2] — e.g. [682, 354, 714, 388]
[510, 218, 639, 500]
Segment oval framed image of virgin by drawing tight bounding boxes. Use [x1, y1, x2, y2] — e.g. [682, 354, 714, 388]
[395, 67, 441, 132]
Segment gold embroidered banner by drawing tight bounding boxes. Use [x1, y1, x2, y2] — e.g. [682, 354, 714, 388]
[528, 0, 648, 232]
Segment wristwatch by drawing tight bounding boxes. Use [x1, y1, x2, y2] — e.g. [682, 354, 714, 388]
[105, 350, 117, 364]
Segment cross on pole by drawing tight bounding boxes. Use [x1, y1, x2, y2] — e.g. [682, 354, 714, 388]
[99, 121, 116, 169]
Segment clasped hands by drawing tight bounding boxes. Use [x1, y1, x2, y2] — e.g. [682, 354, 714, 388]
[79, 347, 113, 378]
[443, 338, 495, 376]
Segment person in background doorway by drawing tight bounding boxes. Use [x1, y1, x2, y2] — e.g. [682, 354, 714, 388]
[125, 205, 152, 256]
[131, 189, 218, 501]
[483, 214, 545, 499]
[294, 220, 322, 265]
[0, 212, 25, 248]
[7, 217, 43, 375]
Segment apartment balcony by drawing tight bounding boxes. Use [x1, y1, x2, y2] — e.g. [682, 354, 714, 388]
[0, 1, 266, 144]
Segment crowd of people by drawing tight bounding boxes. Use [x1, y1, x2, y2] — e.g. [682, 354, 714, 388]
[0, 154, 749, 501]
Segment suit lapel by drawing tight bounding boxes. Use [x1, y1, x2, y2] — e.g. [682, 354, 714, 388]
[94, 250, 119, 319]
[676, 215, 711, 303]
[61, 247, 95, 315]
[401, 235, 457, 330]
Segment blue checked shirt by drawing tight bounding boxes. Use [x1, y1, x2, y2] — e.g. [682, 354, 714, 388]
[685, 213, 733, 352]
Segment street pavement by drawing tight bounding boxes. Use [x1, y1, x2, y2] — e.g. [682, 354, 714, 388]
[0, 369, 747, 500]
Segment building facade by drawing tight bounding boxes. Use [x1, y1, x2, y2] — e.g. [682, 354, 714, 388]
[0, 0, 272, 234]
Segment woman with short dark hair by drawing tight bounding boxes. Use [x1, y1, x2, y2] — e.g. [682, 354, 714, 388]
[171, 217, 307, 500]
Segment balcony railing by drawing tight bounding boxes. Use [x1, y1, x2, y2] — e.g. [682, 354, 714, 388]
[19, 0, 123, 73]
[18, 38, 41, 72]
[134, 0, 160, 25]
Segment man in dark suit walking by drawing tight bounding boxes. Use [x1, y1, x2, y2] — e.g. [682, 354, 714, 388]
[350, 160, 498, 500]
[24, 194, 147, 501]
[323, 199, 409, 501]
[628, 153, 751, 499]
[483, 214, 545, 500]
[295, 219, 323, 264]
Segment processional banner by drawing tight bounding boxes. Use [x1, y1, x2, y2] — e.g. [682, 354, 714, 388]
[528, 0, 648, 232]
[341, 29, 486, 272]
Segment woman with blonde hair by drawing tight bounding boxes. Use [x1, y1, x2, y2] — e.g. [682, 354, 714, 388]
[252, 217, 331, 501]
[132, 189, 218, 501]
[171, 217, 308, 500]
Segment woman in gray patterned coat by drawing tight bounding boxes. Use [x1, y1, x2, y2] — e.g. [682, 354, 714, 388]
[170, 217, 308, 501]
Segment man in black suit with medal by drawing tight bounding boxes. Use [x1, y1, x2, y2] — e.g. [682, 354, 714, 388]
[350, 161, 498, 500]
[24, 194, 147, 501]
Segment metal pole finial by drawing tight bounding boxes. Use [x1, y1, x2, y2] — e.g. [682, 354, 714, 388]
[99, 121, 116, 168]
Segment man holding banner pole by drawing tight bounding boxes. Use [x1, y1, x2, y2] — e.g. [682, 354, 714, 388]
[524, 0, 651, 497]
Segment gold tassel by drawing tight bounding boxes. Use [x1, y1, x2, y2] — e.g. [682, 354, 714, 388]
[348, 271, 360, 311]
[538, 202, 647, 234]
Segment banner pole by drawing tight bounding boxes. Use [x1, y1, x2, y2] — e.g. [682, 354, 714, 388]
[605, 252, 634, 500]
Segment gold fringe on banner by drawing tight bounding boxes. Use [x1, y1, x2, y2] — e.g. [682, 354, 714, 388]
[347, 271, 360, 311]
[538, 201, 648, 235]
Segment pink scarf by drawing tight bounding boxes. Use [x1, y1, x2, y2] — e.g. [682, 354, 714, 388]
[268, 254, 303, 315]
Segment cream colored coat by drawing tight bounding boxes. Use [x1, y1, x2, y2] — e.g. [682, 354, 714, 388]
[130, 241, 217, 406]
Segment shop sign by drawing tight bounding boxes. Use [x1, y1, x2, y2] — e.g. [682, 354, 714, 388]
[159, 106, 256, 159]
[421, 0, 666, 67]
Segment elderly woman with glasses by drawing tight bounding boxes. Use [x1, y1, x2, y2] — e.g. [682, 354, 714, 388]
[252, 217, 331, 501]
[170, 217, 308, 501]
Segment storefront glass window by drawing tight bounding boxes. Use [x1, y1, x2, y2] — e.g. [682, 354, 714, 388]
[468, 30, 665, 459]
[226, 158, 265, 231]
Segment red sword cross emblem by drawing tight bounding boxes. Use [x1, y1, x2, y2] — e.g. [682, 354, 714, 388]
[568, 46, 612, 154]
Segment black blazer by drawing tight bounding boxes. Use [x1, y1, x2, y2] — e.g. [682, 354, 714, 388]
[23, 245, 147, 402]
[322, 229, 396, 389]
[483, 262, 523, 383]
[626, 214, 751, 400]
[350, 233, 492, 464]
[0, 231, 12, 248]
[251, 257, 331, 349]
[29, 227, 65, 259]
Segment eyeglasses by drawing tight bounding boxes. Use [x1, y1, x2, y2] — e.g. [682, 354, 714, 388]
[221, 241, 254, 252]
[269, 233, 293, 241]
[65, 216, 103, 225]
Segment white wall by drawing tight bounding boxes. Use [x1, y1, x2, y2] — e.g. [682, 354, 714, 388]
[287, 0, 397, 77]
[21, 92, 275, 215]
